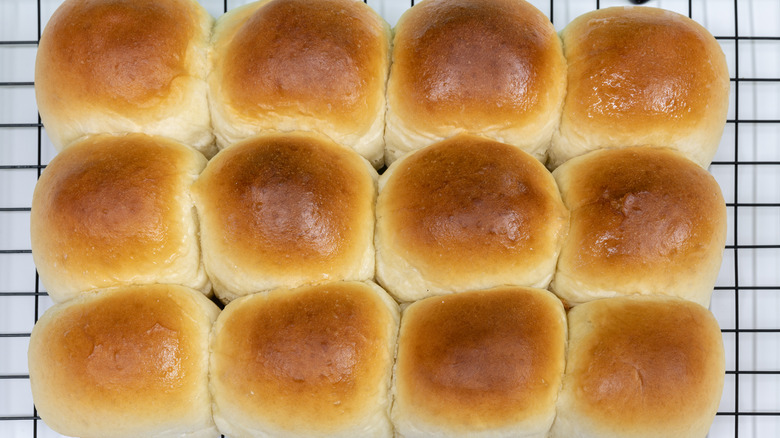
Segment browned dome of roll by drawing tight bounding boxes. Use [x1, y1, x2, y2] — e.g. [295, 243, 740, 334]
[192, 132, 376, 303]
[209, 0, 390, 165]
[551, 295, 725, 438]
[30, 133, 209, 303]
[41, 0, 190, 106]
[35, 0, 214, 154]
[210, 281, 398, 437]
[28, 284, 220, 438]
[375, 134, 568, 302]
[551, 146, 727, 307]
[385, 0, 566, 163]
[220, 0, 382, 120]
[392, 286, 566, 437]
[549, 6, 730, 168]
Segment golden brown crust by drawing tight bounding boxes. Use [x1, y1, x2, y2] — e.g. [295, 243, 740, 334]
[35, 0, 215, 154]
[195, 133, 371, 268]
[550, 6, 730, 168]
[563, 7, 721, 128]
[37, 143, 180, 258]
[192, 132, 376, 300]
[391, 0, 562, 130]
[565, 147, 721, 263]
[37, 0, 196, 109]
[202, 141, 352, 260]
[28, 284, 220, 437]
[394, 287, 566, 432]
[557, 296, 724, 436]
[217, 0, 388, 134]
[387, 138, 555, 256]
[30, 133, 208, 301]
[377, 135, 568, 298]
[211, 281, 397, 433]
[43, 289, 199, 400]
[551, 146, 726, 306]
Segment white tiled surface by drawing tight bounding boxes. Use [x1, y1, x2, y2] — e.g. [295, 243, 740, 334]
[0, 0, 778, 437]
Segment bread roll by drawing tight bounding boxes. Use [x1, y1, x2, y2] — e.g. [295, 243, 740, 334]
[550, 295, 725, 438]
[35, 0, 215, 156]
[549, 6, 730, 168]
[208, 0, 391, 167]
[28, 284, 221, 438]
[551, 146, 727, 307]
[210, 281, 399, 438]
[30, 133, 209, 303]
[384, 0, 566, 164]
[392, 286, 567, 438]
[192, 132, 377, 303]
[375, 134, 568, 302]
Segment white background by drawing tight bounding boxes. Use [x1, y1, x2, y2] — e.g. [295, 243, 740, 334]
[0, 0, 778, 437]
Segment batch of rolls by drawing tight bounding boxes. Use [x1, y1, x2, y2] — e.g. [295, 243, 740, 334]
[27, 0, 731, 437]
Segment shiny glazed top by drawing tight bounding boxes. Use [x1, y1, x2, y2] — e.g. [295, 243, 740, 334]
[212, 282, 395, 431]
[380, 135, 568, 283]
[30, 133, 204, 295]
[562, 6, 728, 132]
[565, 296, 725, 432]
[389, 0, 565, 131]
[36, 0, 198, 108]
[395, 287, 566, 429]
[193, 133, 374, 276]
[219, 0, 389, 130]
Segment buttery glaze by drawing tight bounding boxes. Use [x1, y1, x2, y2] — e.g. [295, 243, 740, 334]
[193, 133, 374, 275]
[562, 147, 722, 270]
[38, 0, 194, 106]
[568, 297, 725, 430]
[396, 287, 565, 428]
[391, 0, 563, 130]
[564, 7, 725, 127]
[222, 0, 386, 128]
[213, 282, 394, 431]
[31, 134, 197, 284]
[38, 286, 203, 409]
[382, 135, 567, 280]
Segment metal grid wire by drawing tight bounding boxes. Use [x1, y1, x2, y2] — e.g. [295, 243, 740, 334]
[0, 0, 778, 437]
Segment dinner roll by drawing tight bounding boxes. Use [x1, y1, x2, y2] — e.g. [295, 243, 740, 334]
[30, 134, 209, 303]
[392, 286, 566, 438]
[28, 284, 221, 438]
[549, 6, 730, 168]
[551, 146, 727, 307]
[209, 0, 391, 167]
[35, 0, 215, 156]
[210, 281, 399, 438]
[550, 295, 725, 438]
[375, 135, 568, 302]
[192, 132, 377, 303]
[384, 0, 566, 164]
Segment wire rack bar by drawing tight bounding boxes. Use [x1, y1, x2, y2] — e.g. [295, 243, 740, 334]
[731, 0, 741, 434]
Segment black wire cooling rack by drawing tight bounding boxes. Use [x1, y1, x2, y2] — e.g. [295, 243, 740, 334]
[0, 0, 778, 437]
